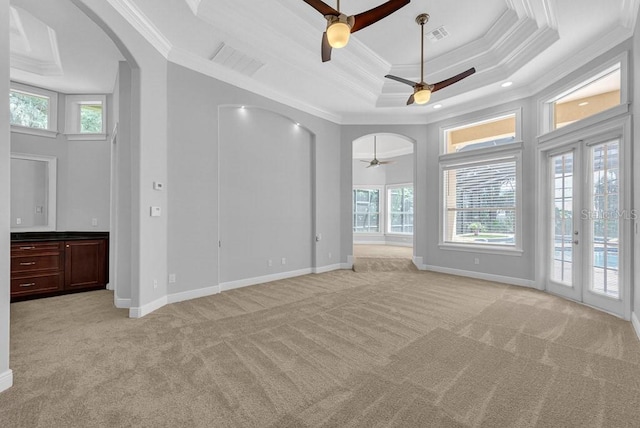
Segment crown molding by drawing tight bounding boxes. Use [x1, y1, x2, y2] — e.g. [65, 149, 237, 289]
[167, 48, 342, 124]
[106, 0, 172, 57]
[621, 0, 640, 29]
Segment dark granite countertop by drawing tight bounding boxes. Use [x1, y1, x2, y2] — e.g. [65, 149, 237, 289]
[11, 231, 109, 243]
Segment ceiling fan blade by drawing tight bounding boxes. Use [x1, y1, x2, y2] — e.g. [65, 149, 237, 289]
[351, 0, 410, 33]
[432, 67, 476, 93]
[378, 161, 395, 164]
[360, 160, 372, 163]
[321, 32, 332, 62]
[366, 164, 375, 168]
[406, 94, 415, 105]
[302, 0, 339, 16]
[385, 74, 418, 87]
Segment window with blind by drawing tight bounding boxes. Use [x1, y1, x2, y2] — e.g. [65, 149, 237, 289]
[443, 156, 519, 247]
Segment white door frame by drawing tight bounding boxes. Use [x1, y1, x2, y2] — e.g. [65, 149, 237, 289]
[537, 115, 632, 320]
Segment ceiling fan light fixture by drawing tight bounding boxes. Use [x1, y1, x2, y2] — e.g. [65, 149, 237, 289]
[414, 88, 432, 104]
[327, 21, 351, 48]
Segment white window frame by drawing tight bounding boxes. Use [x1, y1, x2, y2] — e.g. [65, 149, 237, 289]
[10, 82, 58, 138]
[538, 51, 629, 143]
[386, 183, 414, 236]
[353, 186, 384, 236]
[439, 141, 523, 255]
[64, 94, 107, 140]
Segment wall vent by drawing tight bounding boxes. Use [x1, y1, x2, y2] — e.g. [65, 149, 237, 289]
[210, 43, 265, 77]
[426, 26, 449, 43]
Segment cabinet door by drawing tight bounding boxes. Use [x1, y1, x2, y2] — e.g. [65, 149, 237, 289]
[64, 240, 106, 290]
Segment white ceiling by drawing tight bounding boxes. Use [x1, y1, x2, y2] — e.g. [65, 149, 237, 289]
[8, 0, 639, 123]
[9, 0, 123, 94]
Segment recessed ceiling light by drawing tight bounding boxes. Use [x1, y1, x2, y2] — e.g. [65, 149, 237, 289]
[240, 105, 246, 109]
[433, 104, 442, 109]
[501, 81, 513, 88]
[578, 101, 589, 107]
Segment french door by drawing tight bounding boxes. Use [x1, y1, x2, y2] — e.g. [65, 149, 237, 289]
[546, 138, 625, 317]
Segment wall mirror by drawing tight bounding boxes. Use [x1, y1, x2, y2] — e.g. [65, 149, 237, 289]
[10, 153, 57, 232]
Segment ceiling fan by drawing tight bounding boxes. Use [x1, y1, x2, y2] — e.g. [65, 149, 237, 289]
[303, 0, 410, 62]
[361, 136, 394, 168]
[385, 13, 476, 105]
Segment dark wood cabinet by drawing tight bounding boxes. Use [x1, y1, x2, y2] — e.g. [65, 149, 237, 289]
[10, 236, 108, 301]
[64, 240, 106, 290]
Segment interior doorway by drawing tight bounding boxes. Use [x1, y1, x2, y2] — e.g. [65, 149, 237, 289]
[351, 133, 415, 262]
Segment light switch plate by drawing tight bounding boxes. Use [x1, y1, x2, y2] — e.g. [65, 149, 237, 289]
[150, 206, 161, 217]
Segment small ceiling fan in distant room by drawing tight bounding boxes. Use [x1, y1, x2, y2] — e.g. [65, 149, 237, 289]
[385, 13, 476, 105]
[361, 136, 394, 168]
[303, 0, 410, 62]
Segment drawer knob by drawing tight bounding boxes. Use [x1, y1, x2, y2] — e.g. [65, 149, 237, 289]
[19, 262, 36, 266]
[19, 283, 36, 288]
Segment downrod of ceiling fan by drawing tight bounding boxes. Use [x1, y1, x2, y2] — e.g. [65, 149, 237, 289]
[416, 13, 429, 84]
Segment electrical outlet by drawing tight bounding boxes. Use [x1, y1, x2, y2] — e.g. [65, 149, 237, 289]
[16, 218, 21, 225]
[153, 279, 158, 289]
[268, 259, 273, 267]
[474, 258, 480, 265]
[281, 258, 286, 265]
[92, 218, 98, 227]
[168, 274, 176, 283]
[328, 252, 332, 259]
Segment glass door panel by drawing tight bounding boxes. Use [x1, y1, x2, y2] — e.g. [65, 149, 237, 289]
[589, 141, 620, 299]
[551, 152, 574, 285]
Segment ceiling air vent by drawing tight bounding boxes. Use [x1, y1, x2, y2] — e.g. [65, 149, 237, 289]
[210, 43, 265, 77]
[426, 26, 449, 43]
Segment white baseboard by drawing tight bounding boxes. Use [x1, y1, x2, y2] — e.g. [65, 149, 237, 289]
[312, 264, 342, 274]
[220, 268, 313, 292]
[421, 264, 536, 288]
[167, 285, 220, 304]
[353, 240, 387, 245]
[129, 296, 168, 318]
[114, 297, 131, 309]
[632, 312, 640, 341]
[0, 369, 13, 393]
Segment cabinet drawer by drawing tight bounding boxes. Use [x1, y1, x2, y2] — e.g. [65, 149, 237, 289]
[11, 272, 64, 297]
[11, 242, 64, 256]
[11, 254, 63, 274]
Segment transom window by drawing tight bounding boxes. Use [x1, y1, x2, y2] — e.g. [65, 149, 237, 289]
[64, 95, 107, 139]
[387, 185, 413, 234]
[353, 188, 381, 233]
[444, 114, 516, 154]
[550, 63, 621, 130]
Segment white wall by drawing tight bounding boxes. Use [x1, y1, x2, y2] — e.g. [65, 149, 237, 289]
[0, 0, 13, 394]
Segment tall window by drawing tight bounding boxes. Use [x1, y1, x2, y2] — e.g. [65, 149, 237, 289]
[353, 188, 381, 233]
[387, 185, 413, 234]
[443, 158, 517, 246]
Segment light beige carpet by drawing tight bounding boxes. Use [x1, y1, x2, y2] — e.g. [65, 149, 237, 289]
[2, 264, 640, 427]
[353, 244, 413, 259]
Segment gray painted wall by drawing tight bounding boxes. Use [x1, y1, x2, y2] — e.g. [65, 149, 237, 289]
[634, 9, 640, 319]
[166, 63, 342, 297]
[1, 0, 11, 390]
[10, 93, 111, 232]
[219, 107, 313, 282]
